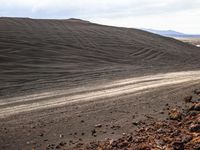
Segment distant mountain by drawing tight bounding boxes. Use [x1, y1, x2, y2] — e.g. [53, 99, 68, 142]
[143, 29, 200, 38]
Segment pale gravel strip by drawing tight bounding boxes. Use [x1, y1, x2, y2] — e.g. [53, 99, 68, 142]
[1, 70, 200, 118]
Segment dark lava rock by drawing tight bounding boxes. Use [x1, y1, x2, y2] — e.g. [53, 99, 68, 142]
[59, 141, 66, 146]
[127, 135, 133, 142]
[46, 144, 55, 150]
[155, 139, 165, 147]
[188, 111, 198, 117]
[81, 132, 85, 136]
[192, 98, 200, 103]
[181, 135, 193, 143]
[117, 141, 128, 148]
[194, 89, 200, 95]
[189, 124, 200, 132]
[91, 129, 96, 136]
[184, 96, 192, 103]
[172, 141, 184, 150]
[132, 121, 139, 126]
[110, 140, 118, 147]
[159, 111, 164, 114]
[55, 145, 61, 149]
[157, 128, 166, 134]
[111, 125, 121, 130]
[171, 130, 181, 137]
[193, 103, 200, 111]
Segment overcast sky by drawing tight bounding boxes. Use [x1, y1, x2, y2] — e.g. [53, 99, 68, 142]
[1, 0, 200, 34]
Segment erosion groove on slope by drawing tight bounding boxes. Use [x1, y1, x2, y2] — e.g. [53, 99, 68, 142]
[1, 70, 200, 118]
[0, 17, 200, 98]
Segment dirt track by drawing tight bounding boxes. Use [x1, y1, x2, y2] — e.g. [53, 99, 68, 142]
[1, 71, 200, 150]
[1, 70, 200, 118]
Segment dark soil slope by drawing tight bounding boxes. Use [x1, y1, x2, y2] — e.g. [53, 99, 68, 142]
[0, 17, 199, 98]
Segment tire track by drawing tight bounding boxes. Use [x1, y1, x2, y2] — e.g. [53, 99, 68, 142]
[1, 70, 200, 118]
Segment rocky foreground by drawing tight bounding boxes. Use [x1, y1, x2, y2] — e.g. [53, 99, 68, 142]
[58, 90, 200, 150]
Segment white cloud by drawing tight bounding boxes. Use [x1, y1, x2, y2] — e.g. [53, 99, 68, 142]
[0, 0, 200, 33]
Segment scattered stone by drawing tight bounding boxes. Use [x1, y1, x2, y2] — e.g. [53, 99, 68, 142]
[69, 140, 73, 144]
[172, 141, 184, 150]
[127, 135, 133, 142]
[189, 124, 200, 132]
[59, 134, 64, 138]
[15, 91, 200, 150]
[31, 125, 36, 129]
[132, 121, 139, 126]
[171, 130, 181, 137]
[155, 139, 165, 147]
[75, 143, 84, 148]
[55, 145, 61, 149]
[46, 144, 55, 150]
[91, 129, 96, 136]
[188, 111, 198, 117]
[159, 111, 164, 114]
[110, 140, 117, 147]
[193, 103, 200, 111]
[182, 135, 193, 143]
[118, 141, 128, 148]
[39, 133, 44, 137]
[144, 115, 154, 119]
[196, 116, 200, 124]
[59, 141, 66, 146]
[157, 128, 165, 134]
[111, 125, 121, 130]
[95, 124, 102, 128]
[101, 130, 107, 134]
[81, 120, 84, 123]
[184, 96, 192, 103]
[169, 109, 182, 120]
[81, 132, 85, 136]
[26, 141, 30, 145]
[192, 98, 200, 103]
[194, 89, 200, 95]
[193, 144, 200, 150]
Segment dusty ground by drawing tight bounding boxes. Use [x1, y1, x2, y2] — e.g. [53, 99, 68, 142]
[1, 18, 200, 150]
[1, 71, 200, 150]
[73, 99, 200, 150]
[1, 70, 200, 118]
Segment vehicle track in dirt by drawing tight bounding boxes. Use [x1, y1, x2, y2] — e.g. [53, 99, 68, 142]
[1, 70, 200, 118]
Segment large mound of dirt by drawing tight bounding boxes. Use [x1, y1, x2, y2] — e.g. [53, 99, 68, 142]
[0, 17, 200, 98]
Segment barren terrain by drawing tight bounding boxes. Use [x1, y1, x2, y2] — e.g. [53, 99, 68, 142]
[178, 38, 200, 47]
[0, 18, 200, 150]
